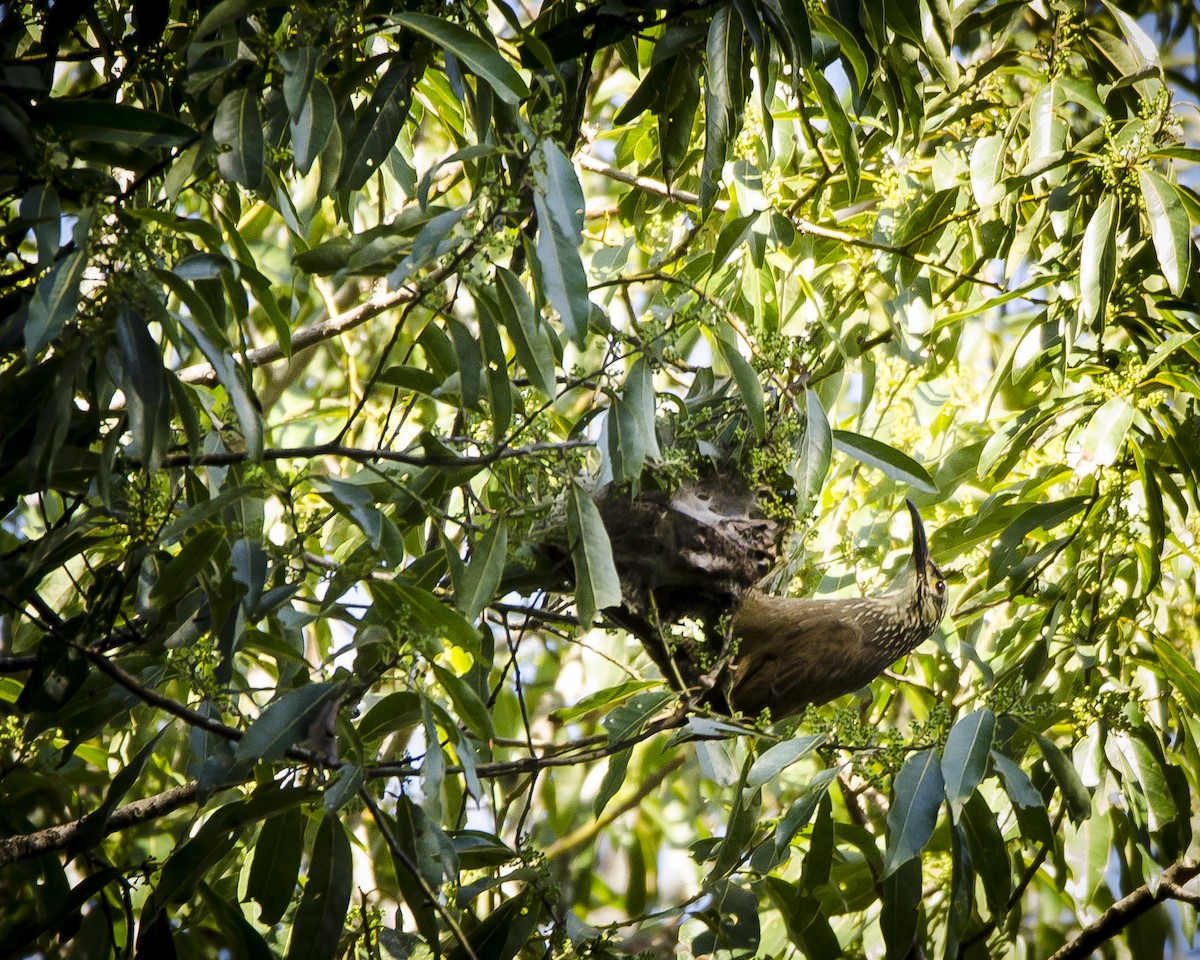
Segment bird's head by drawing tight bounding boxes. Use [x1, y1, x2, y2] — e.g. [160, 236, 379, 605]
[900, 498, 948, 631]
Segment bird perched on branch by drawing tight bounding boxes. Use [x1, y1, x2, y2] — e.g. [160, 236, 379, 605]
[727, 499, 947, 720]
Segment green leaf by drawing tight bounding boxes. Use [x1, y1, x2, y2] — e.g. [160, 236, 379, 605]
[248, 805, 304, 926]
[747, 734, 826, 788]
[67, 729, 166, 857]
[292, 79, 336, 175]
[1080, 194, 1117, 326]
[19, 184, 61, 267]
[960, 791, 1011, 919]
[882, 748, 944, 878]
[393, 12, 529, 105]
[831, 430, 938, 493]
[389, 581, 481, 652]
[1065, 808, 1112, 905]
[1152, 636, 1200, 717]
[701, 5, 748, 207]
[880, 856, 921, 960]
[446, 888, 539, 960]
[341, 56, 422, 191]
[1139, 169, 1192, 296]
[233, 683, 338, 768]
[355, 690, 421, 744]
[970, 134, 1007, 207]
[34, 99, 195, 148]
[1108, 731, 1177, 834]
[567, 482, 622, 625]
[1078, 395, 1134, 468]
[987, 496, 1089, 587]
[715, 326, 765, 439]
[532, 140, 592, 346]
[25, 247, 88, 359]
[495, 267, 558, 397]
[285, 814, 353, 960]
[149, 527, 224, 606]
[214, 87, 264, 190]
[115, 308, 171, 471]
[793, 388, 832, 511]
[1035, 734, 1091, 823]
[594, 747, 633, 819]
[458, 520, 508, 622]
[159, 270, 263, 460]
[809, 65, 859, 198]
[941, 707, 996, 822]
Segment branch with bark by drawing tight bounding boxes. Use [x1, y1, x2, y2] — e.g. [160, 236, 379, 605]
[1048, 859, 1200, 960]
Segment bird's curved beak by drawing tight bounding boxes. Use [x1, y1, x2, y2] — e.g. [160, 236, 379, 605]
[906, 498, 930, 574]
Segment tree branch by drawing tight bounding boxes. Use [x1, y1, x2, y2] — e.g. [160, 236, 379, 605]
[155, 440, 592, 470]
[1048, 859, 1200, 960]
[0, 782, 198, 868]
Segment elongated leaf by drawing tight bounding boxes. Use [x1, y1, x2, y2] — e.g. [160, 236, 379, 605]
[26, 247, 88, 358]
[1080, 194, 1117, 325]
[1036, 734, 1091, 822]
[941, 707, 996, 821]
[701, 5, 747, 207]
[715, 327, 765, 438]
[393, 12, 529, 105]
[987, 497, 1089, 587]
[832, 430, 937, 493]
[214, 87, 264, 189]
[809, 65, 859, 198]
[292, 79, 335, 175]
[19, 183, 60, 267]
[533, 141, 592, 346]
[233, 683, 337, 768]
[115, 309, 171, 470]
[160, 270, 263, 460]
[747, 734, 826, 787]
[880, 856, 921, 960]
[248, 805, 304, 925]
[286, 814, 353, 960]
[1153, 636, 1200, 716]
[883, 748, 944, 877]
[341, 56, 421, 191]
[68, 729, 166, 857]
[793, 388, 831, 510]
[567, 482, 621, 625]
[1078, 395, 1133, 468]
[1139, 169, 1192, 296]
[458, 520, 507, 622]
[970, 134, 1006, 207]
[960, 791, 1011, 918]
[495, 268, 557, 396]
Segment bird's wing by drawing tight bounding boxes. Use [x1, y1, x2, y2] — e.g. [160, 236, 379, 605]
[732, 609, 867, 716]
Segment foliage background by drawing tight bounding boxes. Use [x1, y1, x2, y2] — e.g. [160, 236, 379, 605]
[3, 1, 1200, 958]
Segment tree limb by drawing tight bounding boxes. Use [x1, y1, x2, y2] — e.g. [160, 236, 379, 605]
[155, 439, 593, 470]
[1048, 859, 1200, 960]
[0, 782, 198, 868]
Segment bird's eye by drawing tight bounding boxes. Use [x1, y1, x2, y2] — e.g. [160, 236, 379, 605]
[936, 579, 947, 595]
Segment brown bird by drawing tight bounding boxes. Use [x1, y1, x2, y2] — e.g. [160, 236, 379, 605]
[727, 499, 947, 719]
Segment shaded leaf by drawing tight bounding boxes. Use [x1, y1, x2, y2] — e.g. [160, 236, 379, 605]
[883, 749, 944, 878]
[941, 707, 996, 822]
[214, 87, 264, 190]
[567, 482, 622, 625]
[1080, 194, 1117, 325]
[286, 814, 353, 960]
[394, 12, 529, 105]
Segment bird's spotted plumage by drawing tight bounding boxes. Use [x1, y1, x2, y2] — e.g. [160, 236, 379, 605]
[728, 500, 947, 719]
